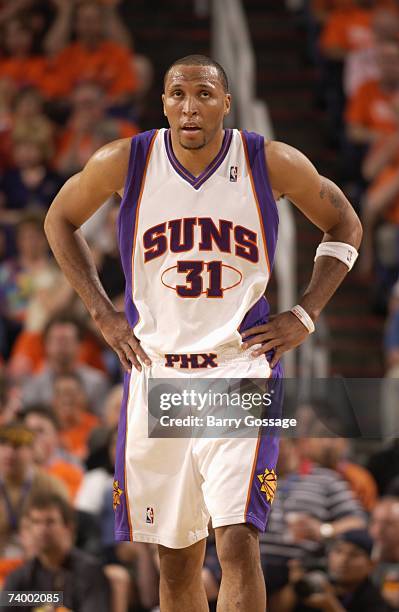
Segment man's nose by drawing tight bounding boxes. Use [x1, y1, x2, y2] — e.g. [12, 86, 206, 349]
[182, 96, 198, 115]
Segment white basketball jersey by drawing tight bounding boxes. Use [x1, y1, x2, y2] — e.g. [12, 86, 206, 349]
[117, 128, 279, 354]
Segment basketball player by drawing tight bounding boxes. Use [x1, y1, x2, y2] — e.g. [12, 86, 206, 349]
[44, 55, 362, 611]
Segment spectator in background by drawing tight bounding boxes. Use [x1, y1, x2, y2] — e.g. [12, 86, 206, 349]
[3, 492, 112, 612]
[43, 0, 138, 106]
[0, 212, 63, 360]
[0, 135, 62, 224]
[0, 17, 48, 95]
[344, 7, 399, 100]
[0, 421, 68, 584]
[358, 137, 399, 280]
[259, 438, 365, 599]
[23, 404, 83, 499]
[11, 86, 54, 158]
[345, 41, 399, 146]
[55, 82, 138, 177]
[21, 313, 109, 413]
[52, 372, 100, 461]
[270, 529, 392, 612]
[311, 1, 357, 26]
[320, 0, 376, 61]
[369, 497, 399, 610]
[297, 436, 378, 511]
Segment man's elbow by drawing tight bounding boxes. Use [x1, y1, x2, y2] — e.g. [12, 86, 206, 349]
[351, 214, 363, 249]
[44, 206, 56, 243]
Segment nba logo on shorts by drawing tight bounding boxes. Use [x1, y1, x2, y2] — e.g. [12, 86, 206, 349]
[146, 507, 154, 524]
[230, 166, 238, 182]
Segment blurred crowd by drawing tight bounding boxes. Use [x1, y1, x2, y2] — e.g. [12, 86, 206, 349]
[0, 0, 399, 611]
[298, 0, 399, 379]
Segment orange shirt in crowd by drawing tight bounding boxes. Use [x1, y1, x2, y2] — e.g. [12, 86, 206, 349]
[367, 162, 399, 224]
[345, 80, 399, 135]
[59, 412, 100, 461]
[44, 41, 137, 99]
[9, 330, 107, 374]
[55, 120, 138, 171]
[46, 459, 83, 500]
[337, 461, 378, 512]
[320, 7, 374, 53]
[0, 56, 49, 94]
[0, 559, 24, 588]
[312, 0, 355, 15]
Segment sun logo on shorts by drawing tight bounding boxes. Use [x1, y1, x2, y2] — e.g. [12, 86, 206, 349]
[113, 480, 123, 510]
[257, 468, 277, 503]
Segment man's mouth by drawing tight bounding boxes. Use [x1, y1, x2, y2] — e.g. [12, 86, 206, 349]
[181, 126, 201, 132]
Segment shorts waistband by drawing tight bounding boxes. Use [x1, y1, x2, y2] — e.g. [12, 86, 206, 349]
[144, 343, 263, 366]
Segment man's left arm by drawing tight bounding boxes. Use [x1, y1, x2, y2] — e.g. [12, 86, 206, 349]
[242, 141, 362, 367]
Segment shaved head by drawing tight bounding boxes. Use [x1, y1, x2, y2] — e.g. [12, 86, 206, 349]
[164, 54, 229, 93]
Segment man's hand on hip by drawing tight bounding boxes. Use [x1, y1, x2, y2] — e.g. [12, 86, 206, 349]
[241, 311, 311, 368]
[96, 311, 151, 372]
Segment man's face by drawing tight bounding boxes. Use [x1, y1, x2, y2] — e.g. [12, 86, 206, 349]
[76, 3, 104, 44]
[24, 414, 58, 464]
[328, 540, 373, 586]
[52, 377, 86, 427]
[45, 323, 79, 367]
[16, 222, 47, 259]
[4, 20, 33, 56]
[303, 437, 348, 469]
[370, 500, 399, 559]
[28, 507, 72, 554]
[0, 440, 32, 480]
[162, 65, 231, 151]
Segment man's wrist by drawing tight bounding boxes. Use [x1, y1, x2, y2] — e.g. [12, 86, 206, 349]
[91, 302, 116, 325]
[298, 301, 320, 323]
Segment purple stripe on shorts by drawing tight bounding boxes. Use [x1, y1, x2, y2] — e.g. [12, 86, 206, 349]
[245, 372, 283, 531]
[117, 129, 157, 327]
[241, 130, 279, 269]
[114, 371, 132, 540]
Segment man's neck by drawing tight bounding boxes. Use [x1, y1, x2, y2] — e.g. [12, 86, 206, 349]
[50, 362, 75, 376]
[170, 129, 225, 177]
[2, 468, 32, 488]
[38, 545, 70, 571]
[80, 37, 102, 51]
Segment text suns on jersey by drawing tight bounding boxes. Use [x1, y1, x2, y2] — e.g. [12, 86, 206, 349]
[142, 217, 260, 299]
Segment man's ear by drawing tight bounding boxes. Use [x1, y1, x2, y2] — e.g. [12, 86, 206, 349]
[224, 93, 231, 116]
[162, 93, 167, 117]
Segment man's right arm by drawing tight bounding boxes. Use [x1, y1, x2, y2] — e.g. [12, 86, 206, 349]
[44, 138, 150, 372]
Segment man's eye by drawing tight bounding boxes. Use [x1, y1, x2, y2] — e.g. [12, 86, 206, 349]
[201, 91, 210, 97]
[172, 91, 182, 97]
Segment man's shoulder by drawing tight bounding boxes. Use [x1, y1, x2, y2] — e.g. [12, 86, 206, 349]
[3, 559, 37, 590]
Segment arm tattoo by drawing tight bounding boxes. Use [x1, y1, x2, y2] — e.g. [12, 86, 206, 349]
[319, 178, 346, 222]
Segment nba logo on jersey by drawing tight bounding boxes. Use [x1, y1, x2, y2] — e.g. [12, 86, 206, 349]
[146, 507, 154, 524]
[230, 165, 238, 182]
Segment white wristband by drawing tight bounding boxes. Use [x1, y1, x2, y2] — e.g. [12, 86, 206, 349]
[314, 241, 358, 271]
[290, 304, 315, 334]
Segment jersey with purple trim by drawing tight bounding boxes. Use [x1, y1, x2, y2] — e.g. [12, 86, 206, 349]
[117, 128, 279, 354]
